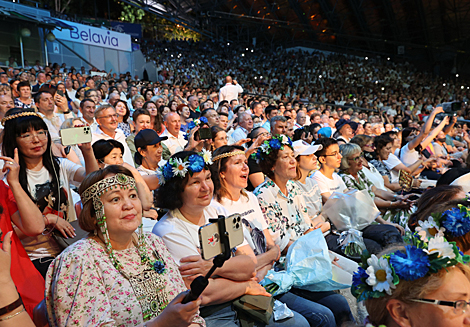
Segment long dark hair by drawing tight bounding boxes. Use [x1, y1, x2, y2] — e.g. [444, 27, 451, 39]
[2, 108, 60, 201]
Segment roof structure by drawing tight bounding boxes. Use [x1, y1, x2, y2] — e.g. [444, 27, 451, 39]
[118, 0, 470, 61]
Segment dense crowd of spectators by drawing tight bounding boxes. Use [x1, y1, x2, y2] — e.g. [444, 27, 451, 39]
[0, 39, 469, 327]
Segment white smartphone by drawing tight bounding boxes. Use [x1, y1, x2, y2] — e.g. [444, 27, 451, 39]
[60, 126, 92, 146]
[198, 214, 244, 260]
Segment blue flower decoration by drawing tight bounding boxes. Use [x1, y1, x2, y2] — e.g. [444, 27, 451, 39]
[200, 117, 208, 124]
[390, 245, 429, 281]
[269, 139, 282, 150]
[188, 121, 196, 130]
[188, 154, 205, 173]
[442, 208, 470, 237]
[184, 133, 189, 140]
[162, 163, 174, 181]
[352, 266, 369, 288]
[153, 260, 166, 274]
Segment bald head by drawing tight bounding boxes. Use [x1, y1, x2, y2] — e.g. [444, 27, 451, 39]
[225, 76, 232, 84]
[164, 112, 181, 137]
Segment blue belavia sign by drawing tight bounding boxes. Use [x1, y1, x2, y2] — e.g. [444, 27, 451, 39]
[53, 19, 132, 52]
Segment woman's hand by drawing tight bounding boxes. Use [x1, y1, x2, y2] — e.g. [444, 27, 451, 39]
[255, 264, 272, 281]
[385, 221, 405, 236]
[412, 179, 422, 188]
[154, 291, 202, 327]
[179, 254, 213, 279]
[0, 148, 20, 185]
[0, 231, 13, 284]
[52, 215, 76, 238]
[245, 279, 271, 297]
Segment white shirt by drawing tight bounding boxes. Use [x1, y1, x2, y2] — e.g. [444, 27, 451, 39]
[219, 83, 243, 102]
[231, 126, 249, 143]
[294, 178, 322, 218]
[213, 192, 268, 255]
[383, 153, 403, 183]
[160, 129, 187, 155]
[92, 127, 134, 166]
[311, 170, 347, 197]
[153, 202, 249, 265]
[398, 143, 420, 167]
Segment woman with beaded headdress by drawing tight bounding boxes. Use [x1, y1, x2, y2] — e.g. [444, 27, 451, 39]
[210, 144, 354, 327]
[1, 108, 99, 278]
[351, 230, 470, 327]
[45, 165, 205, 326]
[153, 150, 310, 327]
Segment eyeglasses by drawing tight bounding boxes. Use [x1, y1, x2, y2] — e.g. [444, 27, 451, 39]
[322, 151, 341, 157]
[348, 152, 364, 162]
[365, 143, 375, 148]
[18, 130, 48, 143]
[97, 114, 118, 120]
[411, 298, 470, 314]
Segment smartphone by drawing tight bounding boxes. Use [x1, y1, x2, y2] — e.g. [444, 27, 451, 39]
[199, 214, 244, 260]
[198, 127, 212, 140]
[57, 89, 64, 96]
[60, 126, 92, 146]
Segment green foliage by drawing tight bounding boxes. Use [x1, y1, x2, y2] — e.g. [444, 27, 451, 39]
[119, 4, 145, 23]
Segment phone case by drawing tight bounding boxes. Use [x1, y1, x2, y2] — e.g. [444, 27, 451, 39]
[198, 214, 244, 260]
[199, 222, 223, 260]
[60, 126, 92, 146]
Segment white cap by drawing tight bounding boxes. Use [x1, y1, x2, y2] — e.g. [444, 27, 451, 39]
[293, 140, 323, 157]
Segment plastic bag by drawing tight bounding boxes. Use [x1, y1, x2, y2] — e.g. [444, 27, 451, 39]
[261, 229, 350, 296]
[322, 189, 380, 231]
[273, 300, 294, 321]
[337, 229, 366, 259]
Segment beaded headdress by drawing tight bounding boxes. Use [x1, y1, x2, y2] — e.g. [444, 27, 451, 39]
[80, 173, 137, 270]
[212, 150, 245, 162]
[1, 111, 41, 126]
[351, 232, 470, 302]
[159, 150, 212, 185]
[251, 134, 293, 161]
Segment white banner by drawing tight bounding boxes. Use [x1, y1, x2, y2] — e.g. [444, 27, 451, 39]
[53, 19, 132, 52]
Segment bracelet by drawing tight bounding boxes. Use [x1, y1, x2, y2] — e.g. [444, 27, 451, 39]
[0, 308, 26, 321]
[0, 296, 23, 316]
[43, 214, 50, 226]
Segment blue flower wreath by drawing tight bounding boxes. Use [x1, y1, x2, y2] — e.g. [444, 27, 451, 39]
[159, 152, 212, 185]
[389, 245, 430, 281]
[188, 154, 205, 173]
[184, 117, 209, 140]
[441, 207, 470, 237]
[252, 135, 293, 161]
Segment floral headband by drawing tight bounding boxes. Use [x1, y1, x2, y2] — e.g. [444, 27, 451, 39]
[416, 205, 470, 241]
[184, 117, 208, 140]
[251, 134, 293, 161]
[351, 232, 470, 302]
[159, 150, 212, 185]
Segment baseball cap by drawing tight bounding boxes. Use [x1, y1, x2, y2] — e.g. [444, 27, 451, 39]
[134, 129, 168, 165]
[293, 140, 323, 157]
[317, 127, 333, 138]
[134, 129, 168, 149]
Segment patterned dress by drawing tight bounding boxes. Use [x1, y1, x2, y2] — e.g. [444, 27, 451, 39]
[254, 178, 311, 252]
[45, 232, 205, 327]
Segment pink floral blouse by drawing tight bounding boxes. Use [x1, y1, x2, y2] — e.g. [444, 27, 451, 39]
[45, 232, 205, 326]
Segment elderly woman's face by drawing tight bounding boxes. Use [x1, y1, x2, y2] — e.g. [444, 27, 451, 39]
[397, 267, 470, 327]
[100, 174, 142, 235]
[181, 169, 214, 209]
[273, 147, 297, 181]
[346, 151, 363, 172]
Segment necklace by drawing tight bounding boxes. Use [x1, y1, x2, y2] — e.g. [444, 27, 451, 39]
[94, 231, 169, 321]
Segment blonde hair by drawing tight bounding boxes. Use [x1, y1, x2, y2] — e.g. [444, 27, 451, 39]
[365, 245, 470, 325]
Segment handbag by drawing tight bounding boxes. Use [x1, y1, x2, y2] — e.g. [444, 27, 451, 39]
[52, 220, 88, 250]
[233, 294, 274, 326]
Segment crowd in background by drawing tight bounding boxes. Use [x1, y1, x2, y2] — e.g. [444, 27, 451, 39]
[0, 40, 469, 327]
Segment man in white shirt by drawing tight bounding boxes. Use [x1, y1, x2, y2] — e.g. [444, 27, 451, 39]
[294, 111, 307, 130]
[161, 112, 187, 155]
[231, 112, 253, 143]
[219, 75, 243, 102]
[92, 104, 134, 165]
[311, 138, 347, 203]
[79, 99, 99, 133]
